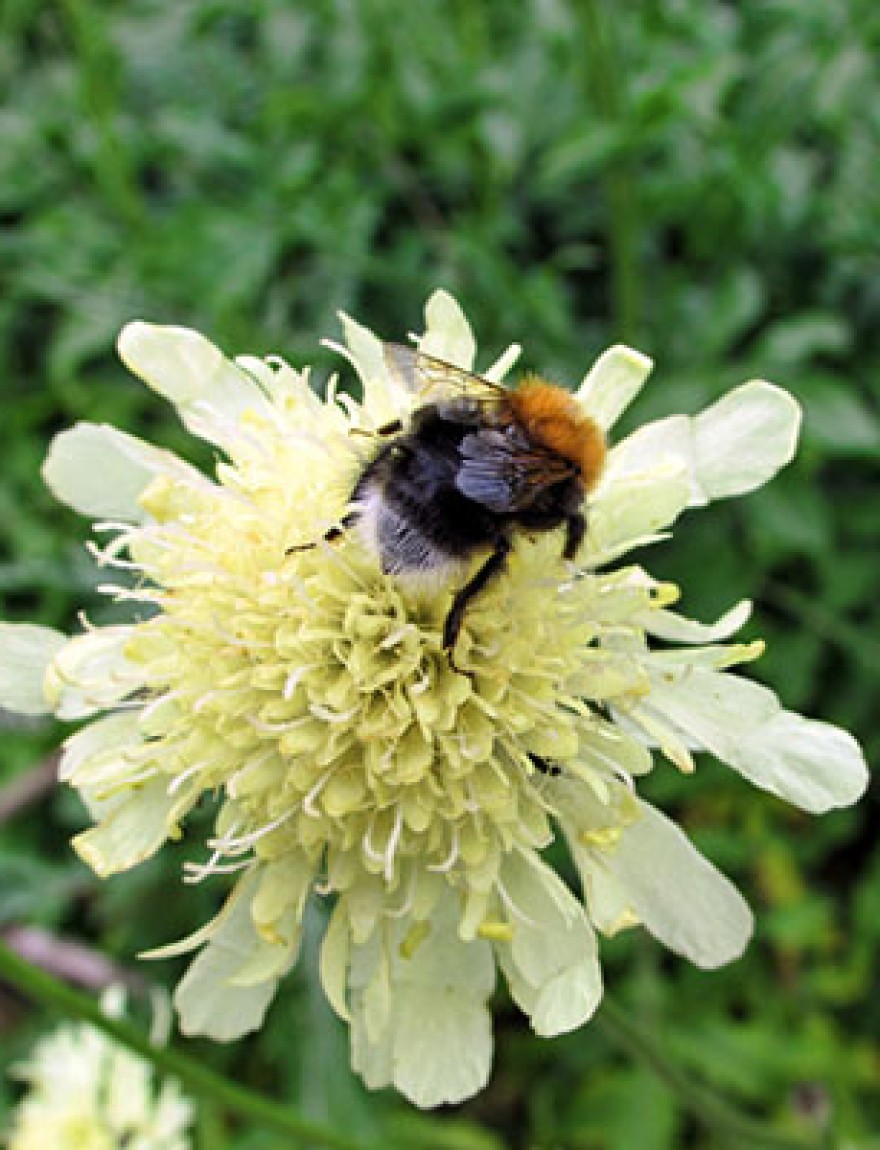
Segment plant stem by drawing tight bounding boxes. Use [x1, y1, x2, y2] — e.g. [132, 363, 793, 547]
[596, 997, 820, 1150]
[579, 0, 643, 344]
[1, 941, 502, 1150]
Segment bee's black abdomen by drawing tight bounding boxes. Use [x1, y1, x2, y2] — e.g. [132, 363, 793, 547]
[354, 409, 508, 573]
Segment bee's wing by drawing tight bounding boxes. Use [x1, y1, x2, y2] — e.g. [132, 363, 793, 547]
[455, 428, 577, 513]
[383, 343, 505, 407]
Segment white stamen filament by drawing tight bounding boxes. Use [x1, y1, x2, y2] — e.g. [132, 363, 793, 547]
[379, 625, 413, 650]
[283, 665, 313, 700]
[182, 857, 253, 884]
[495, 875, 539, 929]
[303, 770, 334, 818]
[86, 533, 142, 565]
[385, 866, 416, 917]
[167, 760, 209, 796]
[92, 520, 140, 536]
[383, 804, 403, 881]
[139, 690, 181, 722]
[207, 806, 296, 854]
[427, 822, 460, 873]
[362, 815, 384, 865]
[96, 584, 165, 604]
[227, 748, 277, 796]
[192, 688, 243, 715]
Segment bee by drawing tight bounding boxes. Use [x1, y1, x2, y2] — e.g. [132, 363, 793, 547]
[302, 343, 606, 670]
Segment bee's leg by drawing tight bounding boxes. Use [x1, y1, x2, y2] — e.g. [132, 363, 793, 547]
[562, 512, 586, 560]
[530, 754, 562, 777]
[285, 511, 358, 554]
[350, 419, 404, 438]
[443, 536, 512, 672]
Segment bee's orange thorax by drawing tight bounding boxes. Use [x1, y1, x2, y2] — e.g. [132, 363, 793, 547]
[508, 376, 606, 491]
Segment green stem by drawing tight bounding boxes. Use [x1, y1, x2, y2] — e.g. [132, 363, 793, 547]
[579, 0, 642, 344]
[597, 997, 820, 1150]
[0, 941, 483, 1150]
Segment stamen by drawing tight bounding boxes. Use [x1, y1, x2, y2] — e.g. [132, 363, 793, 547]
[167, 760, 209, 796]
[383, 804, 403, 881]
[140, 691, 181, 722]
[95, 584, 165, 605]
[227, 748, 276, 796]
[385, 866, 417, 918]
[379, 625, 414, 650]
[362, 814, 384, 864]
[427, 823, 460, 873]
[86, 536, 143, 568]
[303, 770, 333, 818]
[182, 857, 253, 884]
[495, 875, 539, 929]
[207, 806, 296, 854]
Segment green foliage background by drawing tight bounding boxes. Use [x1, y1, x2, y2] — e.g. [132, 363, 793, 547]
[0, 1, 877, 1146]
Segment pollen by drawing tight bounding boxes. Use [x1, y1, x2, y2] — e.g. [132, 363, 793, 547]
[509, 376, 606, 490]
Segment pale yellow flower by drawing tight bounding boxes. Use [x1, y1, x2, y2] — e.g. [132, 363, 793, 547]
[5, 989, 194, 1150]
[0, 292, 868, 1107]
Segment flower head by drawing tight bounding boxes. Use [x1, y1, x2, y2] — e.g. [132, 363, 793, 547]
[0, 292, 868, 1107]
[5, 990, 194, 1150]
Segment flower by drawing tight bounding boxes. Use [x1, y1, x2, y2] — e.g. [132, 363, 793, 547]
[0, 292, 868, 1108]
[5, 989, 194, 1150]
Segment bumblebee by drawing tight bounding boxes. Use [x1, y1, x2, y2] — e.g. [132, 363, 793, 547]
[310, 343, 606, 668]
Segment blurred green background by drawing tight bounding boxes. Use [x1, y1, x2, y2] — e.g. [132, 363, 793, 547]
[1, 1, 878, 1146]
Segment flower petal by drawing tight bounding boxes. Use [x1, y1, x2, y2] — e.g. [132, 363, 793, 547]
[42, 423, 201, 521]
[174, 870, 284, 1041]
[72, 777, 183, 877]
[319, 901, 352, 1021]
[0, 623, 67, 715]
[338, 311, 386, 381]
[607, 381, 801, 509]
[648, 669, 869, 812]
[44, 628, 146, 720]
[587, 468, 692, 559]
[640, 598, 753, 644]
[393, 985, 493, 1108]
[58, 711, 143, 792]
[495, 850, 602, 1036]
[694, 381, 801, 501]
[418, 290, 477, 368]
[117, 323, 271, 447]
[575, 798, 754, 969]
[575, 344, 654, 429]
[349, 891, 496, 1108]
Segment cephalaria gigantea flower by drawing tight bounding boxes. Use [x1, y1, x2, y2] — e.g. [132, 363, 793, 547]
[0, 292, 867, 1107]
[5, 988, 194, 1149]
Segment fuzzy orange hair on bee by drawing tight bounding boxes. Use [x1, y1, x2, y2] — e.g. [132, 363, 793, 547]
[504, 374, 606, 494]
[295, 343, 606, 673]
